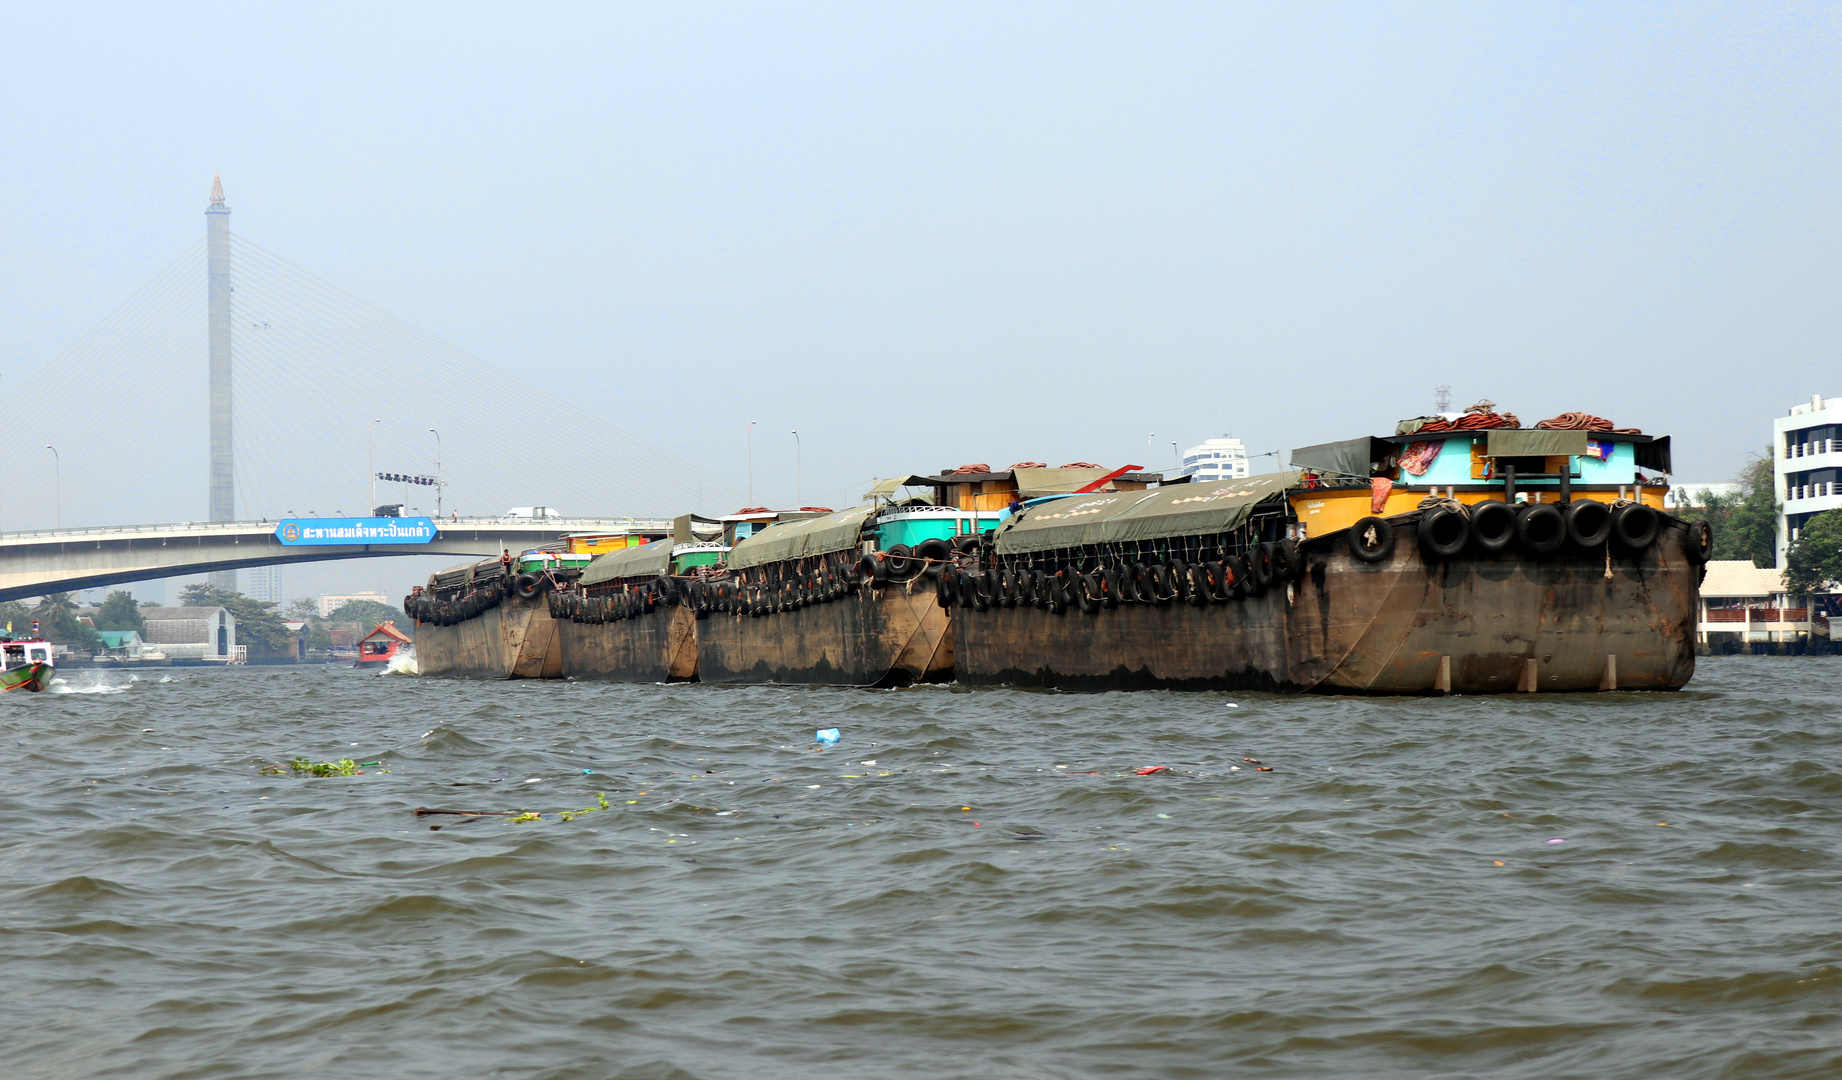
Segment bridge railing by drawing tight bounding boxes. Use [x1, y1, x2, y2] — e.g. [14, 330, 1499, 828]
[0, 517, 676, 542]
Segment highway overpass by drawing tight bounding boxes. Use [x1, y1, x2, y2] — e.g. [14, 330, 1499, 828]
[0, 517, 667, 603]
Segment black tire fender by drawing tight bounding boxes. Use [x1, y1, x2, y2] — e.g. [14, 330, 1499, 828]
[1243, 547, 1271, 596]
[1469, 500, 1517, 554]
[1186, 565, 1210, 607]
[1612, 503, 1660, 551]
[1099, 568, 1120, 609]
[1565, 499, 1613, 549]
[1348, 517, 1395, 564]
[1418, 507, 1470, 560]
[916, 538, 952, 577]
[1516, 504, 1566, 557]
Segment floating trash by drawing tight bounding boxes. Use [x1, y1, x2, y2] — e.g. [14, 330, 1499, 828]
[815, 728, 841, 746]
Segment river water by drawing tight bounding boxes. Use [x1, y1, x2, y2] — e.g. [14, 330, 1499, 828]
[3, 657, 1839, 1079]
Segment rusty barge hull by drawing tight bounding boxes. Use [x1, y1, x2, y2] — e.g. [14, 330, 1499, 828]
[556, 605, 698, 682]
[412, 594, 562, 679]
[956, 519, 1699, 694]
[696, 582, 953, 686]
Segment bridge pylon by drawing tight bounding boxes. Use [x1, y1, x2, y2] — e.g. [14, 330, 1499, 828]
[206, 175, 236, 592]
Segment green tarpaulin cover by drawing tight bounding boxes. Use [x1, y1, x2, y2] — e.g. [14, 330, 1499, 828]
[1485, 429, 1589, 457]
[727, 505, 876, 570]
[1012, 467, 1115, 497]
[862, 475, 939, 500]
[1289, 438, 1388, 478]
[581, 540, 671, 585]
[995, 471, 1300, 554]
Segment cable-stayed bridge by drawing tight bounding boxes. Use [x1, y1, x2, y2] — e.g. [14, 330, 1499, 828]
[0, 180, 745, 600]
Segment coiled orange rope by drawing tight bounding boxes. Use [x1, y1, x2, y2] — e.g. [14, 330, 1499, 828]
[1533, 412, 1643, 434]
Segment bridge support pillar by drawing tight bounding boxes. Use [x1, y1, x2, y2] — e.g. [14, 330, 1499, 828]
[206, 175, 236, 593]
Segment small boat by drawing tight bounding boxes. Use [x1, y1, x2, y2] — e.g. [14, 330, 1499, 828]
[354, 622, 413, 668]
[0, 638, 55, 691]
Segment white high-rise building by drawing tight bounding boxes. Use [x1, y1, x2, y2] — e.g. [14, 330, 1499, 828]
[1776, 393, 1841, 566]
[1179, 436, 1250, 482]
[319, 592, 390, 618]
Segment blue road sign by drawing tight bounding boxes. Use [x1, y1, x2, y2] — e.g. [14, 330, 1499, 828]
[275, 517, 438, 546]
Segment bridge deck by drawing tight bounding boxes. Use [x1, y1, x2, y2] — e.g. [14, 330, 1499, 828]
[0, 518, 669, 602]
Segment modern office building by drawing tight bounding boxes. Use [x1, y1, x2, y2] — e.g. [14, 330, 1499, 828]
[246, 565, 284, 604]
[1775, 393, 1840, 566]
[1179, 436, 1250, 482]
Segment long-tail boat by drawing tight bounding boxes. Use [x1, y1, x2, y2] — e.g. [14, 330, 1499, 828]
[0, 636, 55, 692]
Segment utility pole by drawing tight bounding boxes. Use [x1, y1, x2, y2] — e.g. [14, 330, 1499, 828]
[44, 445, 59, 530]
[367, 418, 383, 511]
[429, 427, 443, 518]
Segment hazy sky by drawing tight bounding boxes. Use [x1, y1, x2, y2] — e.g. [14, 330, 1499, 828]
[3, 3, 1838, 597]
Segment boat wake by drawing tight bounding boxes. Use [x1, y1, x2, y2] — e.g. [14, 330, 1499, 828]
[382, 648, 420, 676]
[47, 672, 135, 695]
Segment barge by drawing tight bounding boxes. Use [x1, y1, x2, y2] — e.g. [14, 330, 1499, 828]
[693, 505, 960, 686]
[406, 549, 587, 678]
[692, 468, 1160, 685]
[551, 519, 729, 682]
[950, 419, 1707, 693]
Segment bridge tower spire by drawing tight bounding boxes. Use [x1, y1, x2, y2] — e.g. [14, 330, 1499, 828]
[205, 175, 236, 592]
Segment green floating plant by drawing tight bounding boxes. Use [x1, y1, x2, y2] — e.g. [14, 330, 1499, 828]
[557, 793, 612, 822]
[508, 812, 542, 823]
[264, 757, 384, 777]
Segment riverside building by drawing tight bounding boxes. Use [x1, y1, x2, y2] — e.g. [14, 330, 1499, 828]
[1179, 436, 1250, 482]
[1776, 394, 1841, 566]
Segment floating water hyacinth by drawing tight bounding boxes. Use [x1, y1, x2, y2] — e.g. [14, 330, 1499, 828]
[261, 757, 382, 777]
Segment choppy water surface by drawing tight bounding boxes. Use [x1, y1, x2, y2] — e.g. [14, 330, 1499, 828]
[4, 658, 1840, 1079]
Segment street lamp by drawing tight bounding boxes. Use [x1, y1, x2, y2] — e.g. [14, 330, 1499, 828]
[791, 430, 801, 504]
[747, 420, 757, 503]
[44, 445, 59, 529]
[367, 418, 383, 512]
[428, 427, 443, 518]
